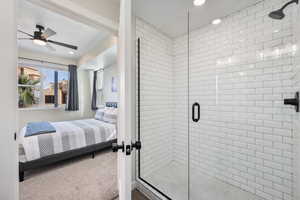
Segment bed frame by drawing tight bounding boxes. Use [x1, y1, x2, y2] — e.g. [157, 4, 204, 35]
[19, 139, 117, 182]
[19, 102, 118, 182]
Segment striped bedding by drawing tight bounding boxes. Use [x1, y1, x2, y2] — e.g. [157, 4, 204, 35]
[19, 119, 117, 162]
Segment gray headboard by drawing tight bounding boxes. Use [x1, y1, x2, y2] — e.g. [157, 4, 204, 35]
[105, 102, 118, 108]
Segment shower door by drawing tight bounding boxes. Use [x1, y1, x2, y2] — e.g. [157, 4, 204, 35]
[135, 1, 189, 199]
[188, 2, 296, 200]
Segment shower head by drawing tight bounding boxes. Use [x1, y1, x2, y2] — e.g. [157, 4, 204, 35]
[269, 0, 299, 20]
[269, 9, 285, 20]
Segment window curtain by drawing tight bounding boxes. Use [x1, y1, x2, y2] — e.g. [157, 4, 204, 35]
[67, 65, 79, 111]
[54, 71, 58, 107]
[91, 71, 98, 110]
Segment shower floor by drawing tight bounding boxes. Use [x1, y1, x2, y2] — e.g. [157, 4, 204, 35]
[144, 162, 264, 200]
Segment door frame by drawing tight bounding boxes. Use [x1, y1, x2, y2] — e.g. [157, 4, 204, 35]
[0, 0, 18, 199]
[117, 0, 136, 199]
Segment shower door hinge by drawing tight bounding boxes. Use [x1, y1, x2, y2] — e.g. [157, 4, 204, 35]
[125, 141, 142, 156]
[132, 141, 142, 150]
[112, 141, 141, 155]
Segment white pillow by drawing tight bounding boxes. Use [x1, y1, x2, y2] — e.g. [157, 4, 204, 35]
[95, 108, 105, 121]
[103, 109, 118, 124]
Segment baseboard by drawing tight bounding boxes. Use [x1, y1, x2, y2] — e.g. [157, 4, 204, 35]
[132, 180, 137, 190]
[136, 180, 166, 200]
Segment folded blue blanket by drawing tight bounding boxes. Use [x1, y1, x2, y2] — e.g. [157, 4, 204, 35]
[25, 122, 56, 137]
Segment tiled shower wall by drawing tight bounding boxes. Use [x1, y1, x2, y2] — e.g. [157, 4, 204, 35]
[137, 0, 299, 199]
[174, 1, 297, 200]
[136, 18, 174, 177]
[293, 5, 300, 199]
[293, 50, 300, 199]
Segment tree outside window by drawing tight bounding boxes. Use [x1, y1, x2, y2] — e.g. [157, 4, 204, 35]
[18, 66, 69, 109]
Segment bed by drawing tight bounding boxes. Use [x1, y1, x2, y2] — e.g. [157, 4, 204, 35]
[19, 102, 118, 182]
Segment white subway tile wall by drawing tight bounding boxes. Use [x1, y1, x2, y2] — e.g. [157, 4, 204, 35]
[136, 18, 174, 177]
[137, 0, 299, 199]
[292, 2, 300, 199]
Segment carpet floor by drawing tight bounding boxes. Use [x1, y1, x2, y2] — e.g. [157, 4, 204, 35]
[20, 150, 118, 200]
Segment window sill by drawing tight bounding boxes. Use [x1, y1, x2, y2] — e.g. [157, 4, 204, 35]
[18, 106, 66, 111]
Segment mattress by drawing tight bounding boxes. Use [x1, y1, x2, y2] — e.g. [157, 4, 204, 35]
[19, 119, 117, 162]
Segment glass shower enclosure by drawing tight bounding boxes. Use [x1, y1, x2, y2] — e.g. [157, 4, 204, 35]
[135, 0, 299, 200]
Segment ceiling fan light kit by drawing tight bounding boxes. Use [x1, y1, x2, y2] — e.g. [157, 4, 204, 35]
[18, 24, 78, 51]
[33, 39, 46, 46]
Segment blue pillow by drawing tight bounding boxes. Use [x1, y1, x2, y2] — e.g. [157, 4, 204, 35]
[25, 122, 56, 137]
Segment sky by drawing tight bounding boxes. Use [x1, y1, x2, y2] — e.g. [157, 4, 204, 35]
[40, 68, 69, 89]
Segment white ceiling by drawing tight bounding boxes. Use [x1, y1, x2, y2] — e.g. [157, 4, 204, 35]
[136, 0, 262, 38]
[17, 0, 110, 59]
[71, 0, 120, 24]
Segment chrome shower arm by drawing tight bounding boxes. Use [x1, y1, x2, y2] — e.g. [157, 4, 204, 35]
[280, 0, 299, 11]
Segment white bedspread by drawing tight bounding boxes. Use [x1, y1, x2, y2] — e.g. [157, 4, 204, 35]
[20, 119, 116, 162]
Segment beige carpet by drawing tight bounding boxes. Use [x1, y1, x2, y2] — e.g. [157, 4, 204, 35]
[20, 150, 118, 200]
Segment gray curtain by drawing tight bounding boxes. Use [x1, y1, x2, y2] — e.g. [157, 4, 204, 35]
[67, 65, 79, 111]
[91, 71, 98, 110]
[54, 71, 58, 107]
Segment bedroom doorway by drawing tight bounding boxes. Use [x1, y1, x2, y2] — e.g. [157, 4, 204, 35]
[16, 0, 121, 200]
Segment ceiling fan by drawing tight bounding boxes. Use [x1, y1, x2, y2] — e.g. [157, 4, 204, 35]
[18, 25, 78, 51]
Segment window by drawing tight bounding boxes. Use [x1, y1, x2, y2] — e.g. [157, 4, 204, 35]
[18, 65, 69, 109]
[96, 70, 104, 106]
[58, 70, 69, 105]
[90, 70, 104, 107]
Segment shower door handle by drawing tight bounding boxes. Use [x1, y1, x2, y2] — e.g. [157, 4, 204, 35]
[284, 92, 299, 112]
[192, 102, 200, 122]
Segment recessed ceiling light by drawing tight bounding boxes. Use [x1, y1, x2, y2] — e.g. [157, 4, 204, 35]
[193, 0, 206, 7]
[69, 51, 74, 55]
[212, 19, 222, 25]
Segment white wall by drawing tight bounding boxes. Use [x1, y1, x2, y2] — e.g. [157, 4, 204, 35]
[19, 48, 77, 66]
[17, 50, 94, 130]
[0, 0, 18, 199]
[102, 63, 119, 103]
[78, 35, 118, 67]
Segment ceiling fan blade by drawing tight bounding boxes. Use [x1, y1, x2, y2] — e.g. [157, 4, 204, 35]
[48, 40, 78, 50]
[42, 28, 56, 38]
[18, 38, 33, 40]
[18, 30, 34, 37]
[46, 43, 56, 51]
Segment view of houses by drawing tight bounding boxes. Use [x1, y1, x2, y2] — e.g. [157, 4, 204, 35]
[18, 66, 68, 108]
